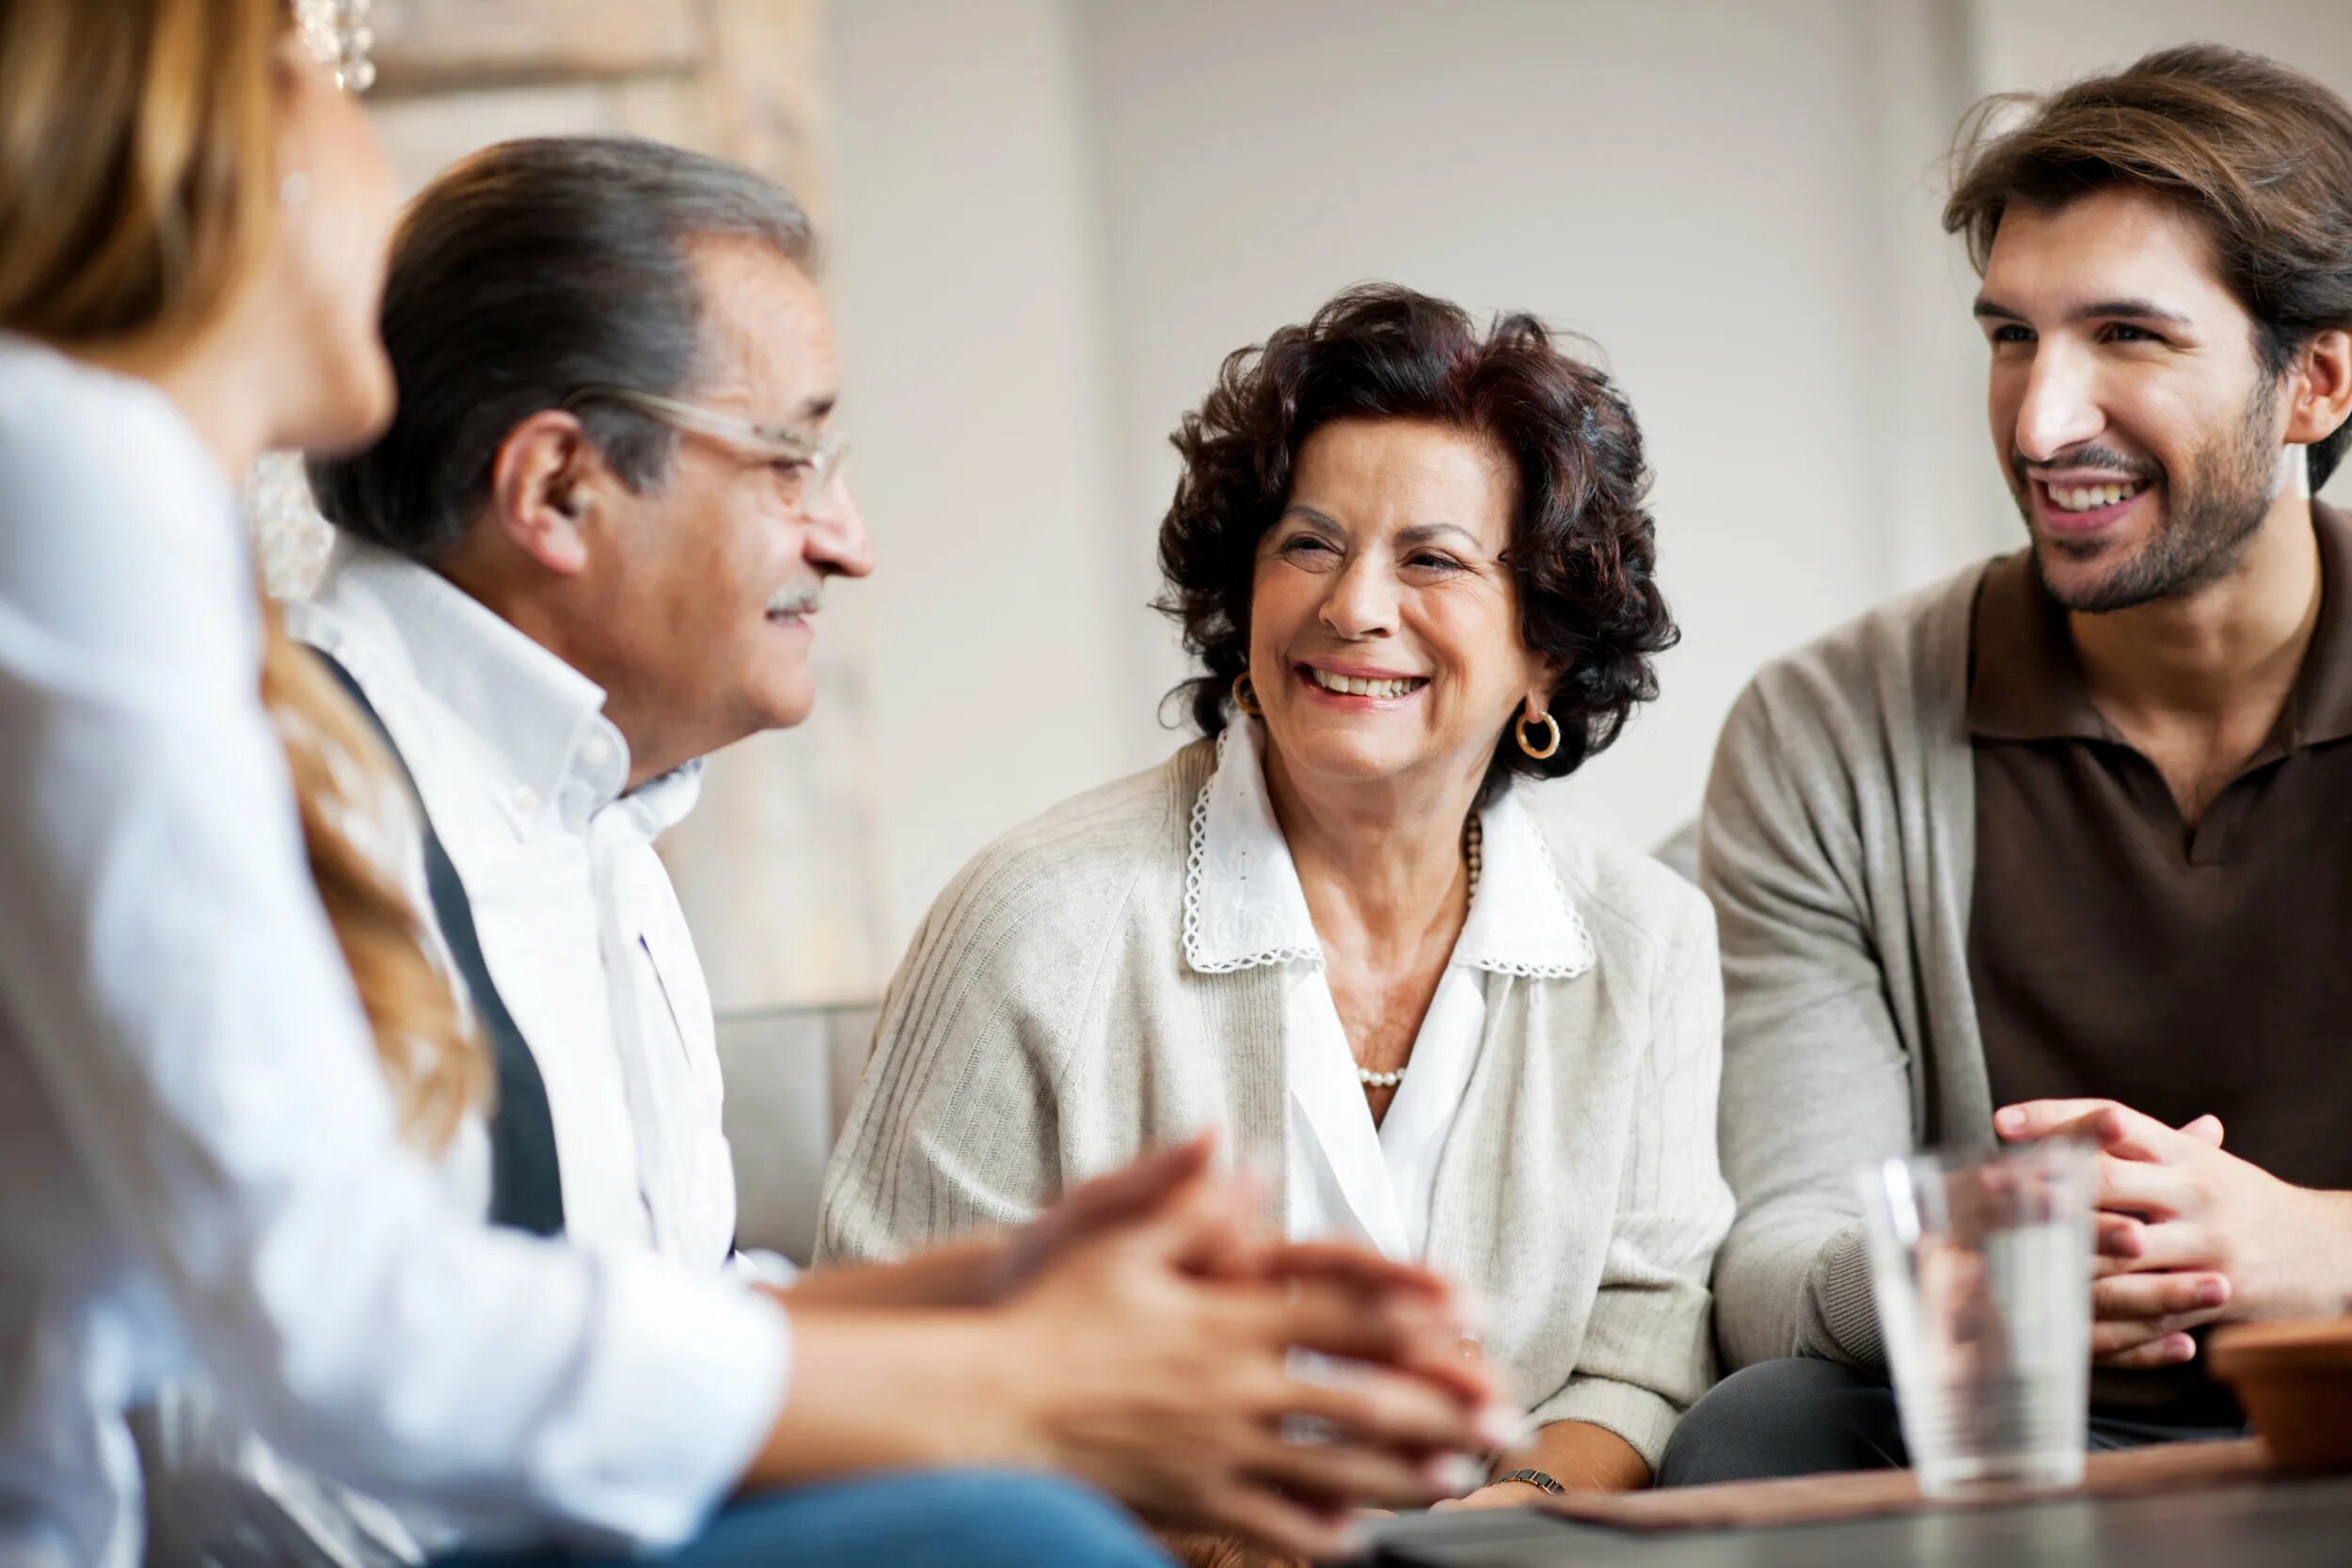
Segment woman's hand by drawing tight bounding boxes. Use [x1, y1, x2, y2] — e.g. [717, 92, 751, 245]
[1428, 1418, 1652, 1513]
[990, 1134, 1241, 1297]
[988, 1142, 1503, 1561]
[757, 1137, 1510, 1561]
[1429, 1481, 1548, 1513]
[786, 1137, 1236, 1310]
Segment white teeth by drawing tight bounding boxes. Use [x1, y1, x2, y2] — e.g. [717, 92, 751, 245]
[1306, 668, 1423, 699]
[2048, 481, 2144, 513]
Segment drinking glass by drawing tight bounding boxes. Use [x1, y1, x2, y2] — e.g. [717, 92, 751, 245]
[1857, 1139, 2095, 1496]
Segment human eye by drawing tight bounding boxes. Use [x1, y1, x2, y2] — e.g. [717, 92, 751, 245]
[2101, 322, 2165, 344]
[1279, 532, 1340, 560]
[1987, 324, 2035, 347]
[1404, 550, 1467, 575]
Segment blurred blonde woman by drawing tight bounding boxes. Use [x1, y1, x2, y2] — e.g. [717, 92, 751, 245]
[0, 6, 1502, 1566]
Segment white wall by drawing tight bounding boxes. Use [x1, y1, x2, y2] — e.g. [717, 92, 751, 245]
[824, 0, 1141, 963]
[1967, 2, 2352, 525]
[1067, 0, 2006, 862]
[1973, 0, 2352, 102]
[824, 0, 2352, 965]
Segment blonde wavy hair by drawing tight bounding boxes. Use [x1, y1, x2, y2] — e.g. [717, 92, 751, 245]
[0, 0, 487, 1147]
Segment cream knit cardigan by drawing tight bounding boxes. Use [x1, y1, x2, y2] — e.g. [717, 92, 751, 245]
[817, 740, 1734, 1466]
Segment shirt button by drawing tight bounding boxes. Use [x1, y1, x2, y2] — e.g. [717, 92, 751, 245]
[512, 784, 540, 816]
[579, 733, 613, 770]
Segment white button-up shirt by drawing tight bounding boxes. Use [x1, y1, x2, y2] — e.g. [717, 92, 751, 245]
[287, 542, 744, 1270]
[1183, 720, 1596, 1260]
[0, 337, 786, 1568]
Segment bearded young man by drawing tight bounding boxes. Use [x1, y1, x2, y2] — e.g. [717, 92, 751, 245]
[1663, 43, 2352, 1483]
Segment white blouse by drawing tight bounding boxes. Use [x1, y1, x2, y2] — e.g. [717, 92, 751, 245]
[0, 337, 785, 1568]
[1183, 720, 1595, 1260]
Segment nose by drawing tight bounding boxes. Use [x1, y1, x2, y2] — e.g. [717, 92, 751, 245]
[806, 478, 873, 579]
[2010, 341, 2106, 465]
[1319, 549, 1397, 640]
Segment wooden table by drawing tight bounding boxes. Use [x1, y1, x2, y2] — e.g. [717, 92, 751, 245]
[1368, 1441, 2352, 1567]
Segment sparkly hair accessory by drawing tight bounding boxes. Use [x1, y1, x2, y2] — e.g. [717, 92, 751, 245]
[293, 0, 377, 92]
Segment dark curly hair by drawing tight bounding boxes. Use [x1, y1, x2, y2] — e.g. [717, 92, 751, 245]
[1155, 282, 1675, 802]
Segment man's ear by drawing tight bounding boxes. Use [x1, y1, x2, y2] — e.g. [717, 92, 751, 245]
[2284, 328, 2352, 452]
[486, 410, 605, 575]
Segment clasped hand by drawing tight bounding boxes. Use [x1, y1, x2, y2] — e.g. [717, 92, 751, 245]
[1995, 1099, 2352, 1369]
[980, 1133, 1512, 1560]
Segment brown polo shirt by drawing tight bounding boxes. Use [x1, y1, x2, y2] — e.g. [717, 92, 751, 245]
[1967, 503, 2352, 1420]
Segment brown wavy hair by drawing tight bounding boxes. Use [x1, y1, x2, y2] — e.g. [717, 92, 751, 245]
[1156, 283, 1675, 802]
[1946, 43, 2352, 489]
[0, 0, 486, 1148]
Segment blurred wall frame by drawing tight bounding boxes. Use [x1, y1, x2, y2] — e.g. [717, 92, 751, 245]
[247, 0, 887, 1020]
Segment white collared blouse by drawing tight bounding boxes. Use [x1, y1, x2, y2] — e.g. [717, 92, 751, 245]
[0, 337, 785, 1568]
[1185, 720, 1594, 1260]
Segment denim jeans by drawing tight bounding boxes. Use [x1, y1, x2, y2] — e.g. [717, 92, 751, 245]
[431, 1471, 1174, 1568]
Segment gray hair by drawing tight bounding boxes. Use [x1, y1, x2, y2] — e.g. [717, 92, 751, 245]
[310, 135, 815, 560]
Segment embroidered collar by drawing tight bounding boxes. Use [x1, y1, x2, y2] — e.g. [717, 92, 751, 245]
[1182, 721, 1595, 979]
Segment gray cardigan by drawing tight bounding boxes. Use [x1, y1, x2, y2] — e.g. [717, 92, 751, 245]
[1699, 562, 1995, 1372]
[817, 741, 1735, 1466]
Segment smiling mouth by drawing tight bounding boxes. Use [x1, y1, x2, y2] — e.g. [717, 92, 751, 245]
[766, 589, 821, 625]
[1300, 665, 1428, 699]
[2041, 478, 2150, 515]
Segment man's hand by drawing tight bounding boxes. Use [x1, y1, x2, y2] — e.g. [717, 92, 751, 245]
[1996, 1099, 2352, 1368]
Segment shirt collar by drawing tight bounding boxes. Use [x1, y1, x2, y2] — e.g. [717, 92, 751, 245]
[1965, 548, 2106, 742]
[1182, 720, 1595, 978]
[309, 538, 702, 832]
[1969, 502, 2352, 751]
[2286, 501, 2352, 748]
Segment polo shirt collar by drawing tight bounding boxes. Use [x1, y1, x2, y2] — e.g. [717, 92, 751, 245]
[1966, 502, 2352, 751]
[1965, 549, 2105, 742]
[2283, 501, 2352, 748]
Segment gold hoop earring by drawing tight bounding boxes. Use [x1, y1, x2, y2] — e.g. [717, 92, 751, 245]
[1232, 671, 1262, 717]
[1517, 708, 1561, 760]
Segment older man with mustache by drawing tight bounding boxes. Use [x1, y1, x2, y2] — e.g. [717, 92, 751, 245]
[136, 133, 1503, 1568]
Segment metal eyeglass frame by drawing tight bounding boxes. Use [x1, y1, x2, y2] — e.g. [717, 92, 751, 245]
[567, 385, 851, 515]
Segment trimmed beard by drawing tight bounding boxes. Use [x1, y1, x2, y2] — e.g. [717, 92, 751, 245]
[2018, 373, 2282, 614]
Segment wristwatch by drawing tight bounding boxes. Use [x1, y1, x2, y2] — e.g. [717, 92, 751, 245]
[1495, 1467, 1565, 1496]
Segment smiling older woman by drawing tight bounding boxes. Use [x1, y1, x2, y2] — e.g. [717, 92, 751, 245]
[818, 284, 1732, 1537]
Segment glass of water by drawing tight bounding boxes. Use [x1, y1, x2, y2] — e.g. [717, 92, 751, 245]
[1857, 1139, 2095, 1496]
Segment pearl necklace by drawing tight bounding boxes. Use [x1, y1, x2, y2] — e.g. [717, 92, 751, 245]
[1358, 816, 1481, 1091]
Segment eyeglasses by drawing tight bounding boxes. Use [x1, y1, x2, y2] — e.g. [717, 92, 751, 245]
[567, 386, 852, 516]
